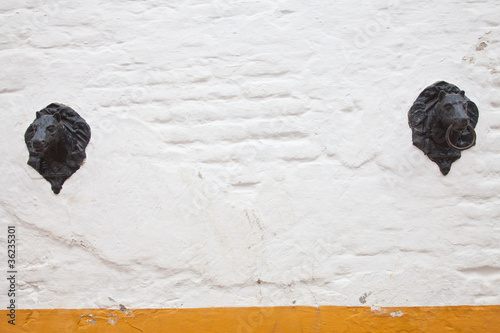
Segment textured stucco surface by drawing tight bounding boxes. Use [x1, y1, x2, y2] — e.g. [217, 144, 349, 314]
[0, 0, 499, 309]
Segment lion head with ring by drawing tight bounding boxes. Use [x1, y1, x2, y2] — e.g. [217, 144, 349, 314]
[408, 81, 478, 175]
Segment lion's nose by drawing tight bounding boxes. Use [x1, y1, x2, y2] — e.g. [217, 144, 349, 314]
[31, 139, 45, 149]
[454, 118, 469, 128]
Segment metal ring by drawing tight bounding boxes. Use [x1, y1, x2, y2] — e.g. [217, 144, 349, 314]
[445, 124, 476, 151]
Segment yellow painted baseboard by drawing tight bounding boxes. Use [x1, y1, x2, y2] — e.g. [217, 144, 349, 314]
[1, 306, 499, 332]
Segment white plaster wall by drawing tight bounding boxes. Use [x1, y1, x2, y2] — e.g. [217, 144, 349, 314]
[0, 0, 499, 309]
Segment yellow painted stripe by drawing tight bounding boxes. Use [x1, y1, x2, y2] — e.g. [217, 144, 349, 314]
[1, 306, 500, 332]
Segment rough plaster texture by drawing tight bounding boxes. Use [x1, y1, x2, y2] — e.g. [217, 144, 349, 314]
[0, 0, 499, 309]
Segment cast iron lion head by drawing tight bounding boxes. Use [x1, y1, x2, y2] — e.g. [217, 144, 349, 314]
[25, 103, 91, 194]
[408, 81, 478, 175]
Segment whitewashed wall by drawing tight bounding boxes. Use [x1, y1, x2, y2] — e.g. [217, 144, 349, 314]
[0, 0, 499, 309]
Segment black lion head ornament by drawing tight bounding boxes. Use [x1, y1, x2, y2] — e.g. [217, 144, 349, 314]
[25, 103, 91, 194]
[408, 81, 478, 175]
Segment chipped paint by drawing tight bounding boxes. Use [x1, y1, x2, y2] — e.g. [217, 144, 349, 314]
[390, 311, 403, 317]
[107, 313, 118, 325]
[77, 314, 96, 329]
[359, 292, 372, 304]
